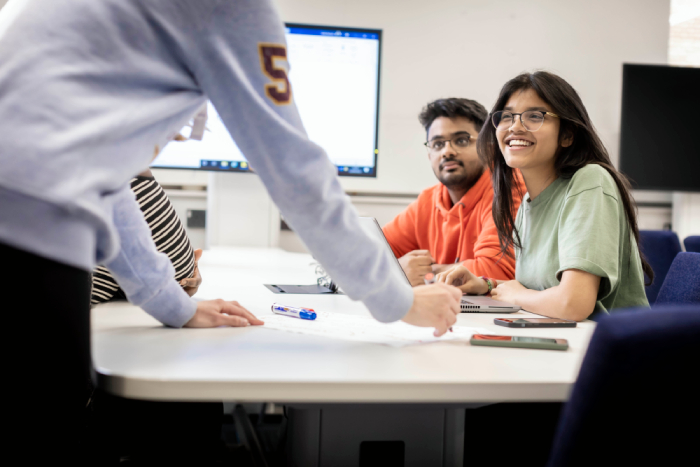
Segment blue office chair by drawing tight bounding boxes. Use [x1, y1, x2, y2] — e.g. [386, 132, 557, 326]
[684, 235, 700, 253]
[654, 252, 700, 305]
[547, 306, 700, 467]
[638, 230, 682, 304]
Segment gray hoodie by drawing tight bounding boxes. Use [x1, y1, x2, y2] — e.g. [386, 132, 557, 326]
[0, 0, 412, 326]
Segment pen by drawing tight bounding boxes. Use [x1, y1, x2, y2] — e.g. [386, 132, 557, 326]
[424, 273, 453, 333]
[271, 303, 317, 320]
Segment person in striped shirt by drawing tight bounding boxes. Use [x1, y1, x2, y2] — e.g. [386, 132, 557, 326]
[90, 169, 202, 305]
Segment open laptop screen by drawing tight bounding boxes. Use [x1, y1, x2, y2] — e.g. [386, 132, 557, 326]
[357, 217, 411, 286]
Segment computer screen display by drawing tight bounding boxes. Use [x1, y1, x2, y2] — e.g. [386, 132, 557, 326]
[151, 23, 382, 177]
[619, 64, 700, 192]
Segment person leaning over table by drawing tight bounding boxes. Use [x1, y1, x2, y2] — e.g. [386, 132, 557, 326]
[437, 70, 652, 322]
[0, 0, 461, 463]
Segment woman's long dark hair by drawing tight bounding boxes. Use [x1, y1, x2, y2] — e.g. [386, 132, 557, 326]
[478, 71, 653, 284]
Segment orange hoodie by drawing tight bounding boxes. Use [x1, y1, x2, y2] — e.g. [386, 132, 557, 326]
[383, 170, 523, 280]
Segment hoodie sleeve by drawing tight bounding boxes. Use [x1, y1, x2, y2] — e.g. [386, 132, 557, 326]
[462, 205, 515, 280]
[462, 181, 524, 280]
[382, 198, 421, 258]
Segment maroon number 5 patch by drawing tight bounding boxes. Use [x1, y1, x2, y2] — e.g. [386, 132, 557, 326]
[258, 43, 292, 105]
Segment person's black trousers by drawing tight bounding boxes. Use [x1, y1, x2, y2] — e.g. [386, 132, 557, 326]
[3, 242, 92, 464]
[3, 242, 223, 466]
[89, 390, 224, 465]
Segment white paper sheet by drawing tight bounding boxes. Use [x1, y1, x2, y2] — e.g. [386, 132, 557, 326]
[259, 311, 491, 347]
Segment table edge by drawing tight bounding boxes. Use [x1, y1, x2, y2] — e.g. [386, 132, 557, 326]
[97, 373, 573, 403]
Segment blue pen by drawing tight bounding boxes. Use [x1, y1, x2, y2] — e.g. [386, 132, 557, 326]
[271, 303, 317, 320]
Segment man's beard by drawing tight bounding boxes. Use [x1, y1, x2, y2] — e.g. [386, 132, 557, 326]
[437, 163, 484, 190]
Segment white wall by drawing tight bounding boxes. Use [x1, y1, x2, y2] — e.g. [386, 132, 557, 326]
[673, 193, 700, 242]
[275, 0, 671, 195]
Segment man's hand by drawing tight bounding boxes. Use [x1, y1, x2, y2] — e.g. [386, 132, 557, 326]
[184, 299, 264, 328]
[398, 250, 435, 287]
[435, 265, 489, 295]
[401, 283, 462, 336]
[490, 280, 527, 305]
[181, 249, 203, 296]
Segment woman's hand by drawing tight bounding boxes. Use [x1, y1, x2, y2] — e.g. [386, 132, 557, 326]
[184, 299, 264, 328]
[490, 280, 527, 305]
[181, 249, 203, 296]
[435, 265, 489, 295]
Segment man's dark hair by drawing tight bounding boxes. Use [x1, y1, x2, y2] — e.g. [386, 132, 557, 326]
[418, 98, 488, 133]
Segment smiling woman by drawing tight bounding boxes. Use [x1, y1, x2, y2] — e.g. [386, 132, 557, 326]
[436, 71, 652, 321]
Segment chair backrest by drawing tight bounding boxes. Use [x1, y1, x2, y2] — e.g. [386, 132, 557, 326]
[638, 230, 682, 304]
[654, 252, 700, 305]
[684, 235, 700, 253]
[547, 306, 700, 467]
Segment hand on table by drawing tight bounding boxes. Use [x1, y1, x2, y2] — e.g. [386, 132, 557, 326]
[401, 283, 462, 337]
[435, 265, 488, 295]
[490, 280, 526, 305]
[184, 299, 264, 328]
[398, 250, 435, 287]
[181, 249, 203, 296]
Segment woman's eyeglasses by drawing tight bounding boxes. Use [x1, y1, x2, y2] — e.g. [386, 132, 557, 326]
[491, 110, 560, 132]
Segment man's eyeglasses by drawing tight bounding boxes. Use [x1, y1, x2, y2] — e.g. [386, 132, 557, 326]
[491, 110, 560, 132]
[424, 134, 474, 154]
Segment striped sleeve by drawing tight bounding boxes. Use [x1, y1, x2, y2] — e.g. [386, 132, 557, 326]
[90, 176, 195, 305]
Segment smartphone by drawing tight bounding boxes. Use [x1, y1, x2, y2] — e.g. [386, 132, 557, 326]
[494, 318, 577, 328]
[470, 334, 569, 351]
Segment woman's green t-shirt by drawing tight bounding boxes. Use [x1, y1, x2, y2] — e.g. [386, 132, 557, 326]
[514, 164, 649, 319]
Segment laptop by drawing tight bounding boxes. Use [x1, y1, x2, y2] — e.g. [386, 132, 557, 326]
[359, 217, 521, 313]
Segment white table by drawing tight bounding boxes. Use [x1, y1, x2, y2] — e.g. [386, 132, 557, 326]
[92, 247, 596, 466]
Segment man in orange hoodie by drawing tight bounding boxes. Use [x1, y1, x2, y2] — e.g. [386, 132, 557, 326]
[383, 98, 524, 286]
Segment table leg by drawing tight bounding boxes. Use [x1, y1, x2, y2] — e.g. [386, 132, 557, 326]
[286, 406, 322, 467]
[286, 404, 465, 467]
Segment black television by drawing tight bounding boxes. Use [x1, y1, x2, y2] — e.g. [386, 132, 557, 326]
[151, 23, 382, 177]
[619, 64, 700, 192]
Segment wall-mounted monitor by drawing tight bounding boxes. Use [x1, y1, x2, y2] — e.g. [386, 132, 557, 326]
[619, 64, 700, 192]
[151, 23, 382, 177]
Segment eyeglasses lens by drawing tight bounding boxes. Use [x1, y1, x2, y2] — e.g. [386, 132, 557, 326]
[492, 111, 512, 131]
[522, 111, 545, 131]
